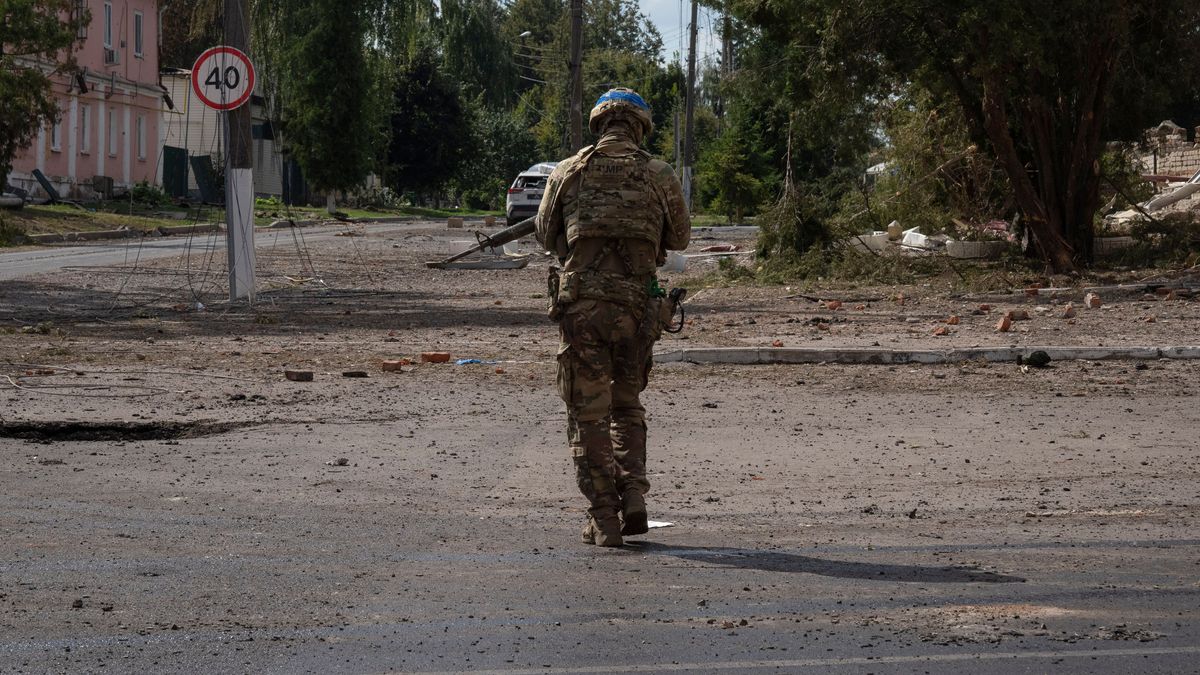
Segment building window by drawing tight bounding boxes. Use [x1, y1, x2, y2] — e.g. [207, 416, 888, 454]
[134, 12, 143, 58]
[50, 119, 62, 152]
[103, 2, 112, 49]
[75, 0, 88, 39]
[107, 107, 117, 157]
[136, 115, 146, 160]
[80, 104, 91, 154]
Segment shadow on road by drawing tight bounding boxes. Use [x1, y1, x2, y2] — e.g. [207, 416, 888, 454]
[631, 542, 1026, 584]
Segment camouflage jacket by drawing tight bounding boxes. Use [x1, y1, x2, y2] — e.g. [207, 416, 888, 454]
[536, 132, 690, 278]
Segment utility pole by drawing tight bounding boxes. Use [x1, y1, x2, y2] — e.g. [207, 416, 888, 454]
[682, 0, 698, 209]
[223, 0, 255, 301]
[717, 13, 732, 130]
[568, 0, 584, 152]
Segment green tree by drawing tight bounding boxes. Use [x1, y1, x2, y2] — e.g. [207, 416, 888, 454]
[696, 121, 772, 223]
[159, 1, 221, 70]
[385, 43, 472, 199]
[733, 0, 1200, 271]
[439, 0, 517, 109]
[0, 0, 85, 185]
[453, 103, 538, 210]
[260, 0, 379, 207]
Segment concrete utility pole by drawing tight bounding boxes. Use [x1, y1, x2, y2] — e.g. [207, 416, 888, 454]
[568, 0, 584, 152]
[224, 0, 255, 301]
[682, 0, 698, 209]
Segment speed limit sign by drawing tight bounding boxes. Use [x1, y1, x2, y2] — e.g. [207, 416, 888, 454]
[191, 46, 256, 111]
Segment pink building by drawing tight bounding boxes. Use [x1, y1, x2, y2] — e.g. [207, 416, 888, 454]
[8, 0, 161, 199]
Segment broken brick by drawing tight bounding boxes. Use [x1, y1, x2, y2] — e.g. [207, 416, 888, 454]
[825, 300, 843, 311]
[381, 360, 406, 372]
[945, 315, 960, 325]
[932, 326, 950, 336]
[284, 370, 314, 382]
[1062, 303, 1076, 319]
[996, 315, 1013, 332]
[1084, 292, 1102, 308]
[771, 339, 784, 347]
[420, 352, 451, 363]
[978, 304, 992, 312]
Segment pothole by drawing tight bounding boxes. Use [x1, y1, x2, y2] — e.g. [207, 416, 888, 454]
[0, 420, 257, 442]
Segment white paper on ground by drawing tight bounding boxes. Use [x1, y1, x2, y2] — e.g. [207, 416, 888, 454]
[647, 520, 675, 529]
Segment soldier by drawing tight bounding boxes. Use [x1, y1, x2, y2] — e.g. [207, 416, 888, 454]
[536, 88, 690, 547]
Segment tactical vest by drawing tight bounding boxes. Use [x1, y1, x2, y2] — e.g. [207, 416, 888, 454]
[564, 151, 664, 251]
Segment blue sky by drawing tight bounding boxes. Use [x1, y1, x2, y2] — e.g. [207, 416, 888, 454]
[640, 0, 719, 67]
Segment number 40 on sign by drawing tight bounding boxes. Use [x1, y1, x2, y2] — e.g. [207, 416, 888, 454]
[191, 46, 256, 111]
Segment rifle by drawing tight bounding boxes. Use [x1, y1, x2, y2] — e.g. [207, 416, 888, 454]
[424, 217, 536, 268]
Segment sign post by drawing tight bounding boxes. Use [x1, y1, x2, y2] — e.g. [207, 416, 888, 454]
[192, 43, 256, 302]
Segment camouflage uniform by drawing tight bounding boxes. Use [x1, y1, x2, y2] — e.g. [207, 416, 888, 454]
[536, 105, 690, 546]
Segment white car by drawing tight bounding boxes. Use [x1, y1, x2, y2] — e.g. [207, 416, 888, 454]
[505, 162, 557, 227]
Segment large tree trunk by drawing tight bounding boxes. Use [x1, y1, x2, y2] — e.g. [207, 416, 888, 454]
[972, 30, 1121, 273]
[978, 79, 1077, 272]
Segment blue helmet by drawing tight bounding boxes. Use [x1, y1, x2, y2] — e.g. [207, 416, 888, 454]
[589, 87, 653, 138]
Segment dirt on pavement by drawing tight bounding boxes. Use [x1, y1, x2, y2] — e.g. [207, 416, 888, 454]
[1, 221, 1199, 673]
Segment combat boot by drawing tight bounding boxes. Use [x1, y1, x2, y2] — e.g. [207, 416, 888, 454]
[581, 514, 624, 547]
[621, 489, 649, 536]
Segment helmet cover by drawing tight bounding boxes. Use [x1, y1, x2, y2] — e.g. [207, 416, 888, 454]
[589, 88, 653, 139]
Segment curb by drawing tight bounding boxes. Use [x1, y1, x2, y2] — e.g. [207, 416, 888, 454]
[961, 283, 1199, 302]
[28, 223, 223, 244]
[654, 345, 1200, 366]
[265, 215, 461, 229]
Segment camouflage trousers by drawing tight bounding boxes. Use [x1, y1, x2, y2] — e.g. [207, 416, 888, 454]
[557, 298, 654, 520]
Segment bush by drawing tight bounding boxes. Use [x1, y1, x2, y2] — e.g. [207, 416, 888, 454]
[1108, 212, 1200, 267]
[756, 183, 832, 260]
[348, 186, 403, 210]
[0, 215, 29, 247]
[131, 180, 170, 206]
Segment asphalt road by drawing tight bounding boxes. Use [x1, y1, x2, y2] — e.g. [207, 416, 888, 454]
[0, 222, 430, 281]
[2, 220, 1196, 674]
[2, 363, 1197, 674]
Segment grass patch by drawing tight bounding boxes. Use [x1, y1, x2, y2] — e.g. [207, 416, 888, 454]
[691, 213, 756, 228]
[8, 204, 214, 234]
[10, 200, 503, 235]
[0, 214, 30, 246]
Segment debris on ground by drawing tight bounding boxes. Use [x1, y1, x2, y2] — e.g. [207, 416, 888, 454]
[342, 371, 369, 378]
[1023, 351, 1052, 368]
[284, 370, 314, 382]
[420, 352, 451, 363]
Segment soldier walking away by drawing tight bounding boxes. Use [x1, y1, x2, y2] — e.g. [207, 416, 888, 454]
[536, 88, 691, 547]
